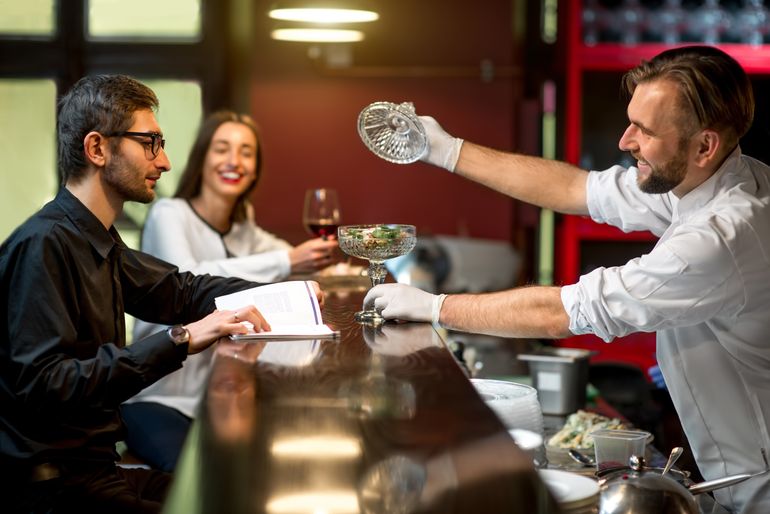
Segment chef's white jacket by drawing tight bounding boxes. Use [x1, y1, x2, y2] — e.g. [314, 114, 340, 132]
[561, 147, 770, 513]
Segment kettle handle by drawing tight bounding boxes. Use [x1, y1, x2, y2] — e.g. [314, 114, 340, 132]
[688, 473, 755, 495]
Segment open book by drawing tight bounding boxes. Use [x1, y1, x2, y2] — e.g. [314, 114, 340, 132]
[215, 281, 338, 341]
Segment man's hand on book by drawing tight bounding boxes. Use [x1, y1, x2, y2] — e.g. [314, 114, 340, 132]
[214, 281, 328, 341]
[309, 280, 325, 309]
[185, 306, 271, 354]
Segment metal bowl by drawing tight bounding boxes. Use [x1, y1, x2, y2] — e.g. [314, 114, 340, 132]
[597, 465, 692, 486]
[597, 457, 697, 514]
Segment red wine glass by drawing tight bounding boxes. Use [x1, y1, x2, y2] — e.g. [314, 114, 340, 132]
[303, 188, 341, 240]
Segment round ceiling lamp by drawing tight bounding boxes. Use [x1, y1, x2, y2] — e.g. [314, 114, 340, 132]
[268, 1, 379, 24]
[270, 27, 365, 42]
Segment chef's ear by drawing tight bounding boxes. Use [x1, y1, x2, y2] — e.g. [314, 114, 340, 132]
[693, 129, 720, 167]
[83, 131, 110, 167]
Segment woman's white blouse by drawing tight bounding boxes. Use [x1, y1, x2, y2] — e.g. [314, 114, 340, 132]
[140, 197, 292, 282]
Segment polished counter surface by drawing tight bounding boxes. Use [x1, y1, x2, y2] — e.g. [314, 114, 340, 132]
[162, 289, 558, 514]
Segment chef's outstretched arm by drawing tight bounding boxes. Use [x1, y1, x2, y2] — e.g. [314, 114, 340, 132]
[419, 115, 590, 216]
[364, 283, 572, 339]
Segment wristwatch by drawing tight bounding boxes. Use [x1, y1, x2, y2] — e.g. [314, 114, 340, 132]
[167, 325, 191, 346]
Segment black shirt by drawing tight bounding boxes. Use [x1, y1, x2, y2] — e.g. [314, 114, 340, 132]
[0, 188, 259, 465]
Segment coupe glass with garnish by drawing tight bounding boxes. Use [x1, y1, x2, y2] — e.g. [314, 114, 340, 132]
[338, 224, 416, 323]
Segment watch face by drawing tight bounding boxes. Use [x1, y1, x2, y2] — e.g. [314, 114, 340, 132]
[170, 325, 190, 344]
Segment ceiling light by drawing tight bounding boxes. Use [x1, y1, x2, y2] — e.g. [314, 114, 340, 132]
[270, 8, 378, 23]
[271, 27, 364, 42]
[268, 2, 379, 24]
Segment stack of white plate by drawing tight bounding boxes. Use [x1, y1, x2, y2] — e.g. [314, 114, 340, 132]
[470, 379, 545, 436]
[508, 428, 544, 466]
[508, 429, 543, 452]
[538, 469, 600, 514]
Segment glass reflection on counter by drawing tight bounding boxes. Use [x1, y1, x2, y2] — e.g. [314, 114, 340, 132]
[337, 323, 443, 420]
[358, 454, 426, 514]
[361, 321, 442, 357]
[338, 367, 417, 420]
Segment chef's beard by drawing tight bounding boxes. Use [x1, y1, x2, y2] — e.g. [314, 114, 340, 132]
[636, 139, 689, 194]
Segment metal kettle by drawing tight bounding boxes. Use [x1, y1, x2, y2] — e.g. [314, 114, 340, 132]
[597, 455, 698, 514]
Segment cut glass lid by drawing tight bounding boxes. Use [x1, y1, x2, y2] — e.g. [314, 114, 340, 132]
[357, 101, 427, 164]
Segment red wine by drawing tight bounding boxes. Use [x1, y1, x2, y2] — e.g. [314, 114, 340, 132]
[307, 222, 339, 239]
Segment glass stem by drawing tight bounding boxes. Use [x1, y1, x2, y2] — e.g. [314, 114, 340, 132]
[368, 261, 387, 287]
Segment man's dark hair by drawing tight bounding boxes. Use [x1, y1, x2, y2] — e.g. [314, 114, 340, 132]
[622, 45, 754, 149]
[57, 75, 159, 184]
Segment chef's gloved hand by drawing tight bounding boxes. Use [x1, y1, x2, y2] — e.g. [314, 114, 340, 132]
[418, 116, 464, 172]
[648, 364, 667, 390]
[363, 283, 447, 324]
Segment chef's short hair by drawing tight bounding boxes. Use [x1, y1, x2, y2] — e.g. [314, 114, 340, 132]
[622, 46, 754, 148]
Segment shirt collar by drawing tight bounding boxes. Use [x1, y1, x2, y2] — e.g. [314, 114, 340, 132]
[675, 145, 743, 219]
[56, 187, 117, 260]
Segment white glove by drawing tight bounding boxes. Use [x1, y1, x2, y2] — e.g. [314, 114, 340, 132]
[418, 116, 464, 172]
[363, 283, 447, 324]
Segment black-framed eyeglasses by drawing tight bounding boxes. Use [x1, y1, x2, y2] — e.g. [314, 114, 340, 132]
[107, 131, 165, 158]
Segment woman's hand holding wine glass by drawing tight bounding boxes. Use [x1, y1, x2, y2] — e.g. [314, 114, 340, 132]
[288, 238, 339, 273]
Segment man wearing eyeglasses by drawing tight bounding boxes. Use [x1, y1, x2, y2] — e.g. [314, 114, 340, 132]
[0, 75, 305, 513]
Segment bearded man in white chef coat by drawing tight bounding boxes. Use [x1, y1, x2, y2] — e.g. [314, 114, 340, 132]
[366, 45, 770, 514]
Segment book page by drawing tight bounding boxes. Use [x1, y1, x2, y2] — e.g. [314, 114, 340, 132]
[215, 281, 332, 340]
[215, 280, 321, 325]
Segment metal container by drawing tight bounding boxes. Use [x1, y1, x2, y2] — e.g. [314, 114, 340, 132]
[597, 456, 698, 514]
[517, 348, 592, 415]
[595, 454, 768, 514]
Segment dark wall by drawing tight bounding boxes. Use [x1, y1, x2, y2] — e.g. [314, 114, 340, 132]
[247, 0, 530, 244]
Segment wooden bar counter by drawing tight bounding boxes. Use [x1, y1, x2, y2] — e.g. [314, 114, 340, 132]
[162, 287, 559, 514]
